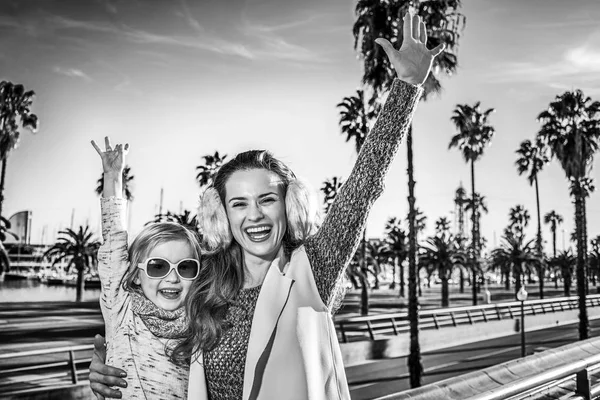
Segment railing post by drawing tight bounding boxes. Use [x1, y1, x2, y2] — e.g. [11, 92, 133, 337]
[366, 321, 375, 341]
[391, 318, 399, 335]
[466, 310, 473, 324]
[495, 305, 502, 320]
[339, 323, 348, 343]
[432, 314, 439, 329]
[481, 309, 488, 322]
[450, 312, 457, 327]
[69, 350, 78, 384]
[576, 369, 591, 400]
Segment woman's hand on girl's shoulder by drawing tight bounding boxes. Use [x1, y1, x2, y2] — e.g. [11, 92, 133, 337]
[89, 334, 128, 399]
[375, 12, 445, 86]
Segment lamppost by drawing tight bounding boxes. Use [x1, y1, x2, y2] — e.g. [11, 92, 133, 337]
[516, 286, 528, 357]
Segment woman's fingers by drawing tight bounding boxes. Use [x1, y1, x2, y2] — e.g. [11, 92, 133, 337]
[419, 20, 427, 44]
[428, 43, 446, 57]
[90, 380, 123, 399]
[402, 11, 413, 42]
[412, 14, 420, 40]
[91, 140, 103, 156]
[375, 38, 396, 59]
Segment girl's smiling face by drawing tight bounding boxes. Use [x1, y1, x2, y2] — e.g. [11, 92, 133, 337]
[135, 240, 196, 311]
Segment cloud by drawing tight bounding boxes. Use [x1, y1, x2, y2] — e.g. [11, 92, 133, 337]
[240, 19, 328, 63]
[53, 66, 93, 82]
[481, 31, 600, 94]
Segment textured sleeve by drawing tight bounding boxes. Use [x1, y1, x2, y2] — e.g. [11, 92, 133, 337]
[98, 197, 130, 311]
[304, 79, 422, 310]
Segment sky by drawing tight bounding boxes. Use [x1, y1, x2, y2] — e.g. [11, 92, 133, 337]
[3, 0, 600, 255]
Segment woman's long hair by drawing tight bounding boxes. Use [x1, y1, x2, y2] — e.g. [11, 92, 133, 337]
[170, 150, 320, 363]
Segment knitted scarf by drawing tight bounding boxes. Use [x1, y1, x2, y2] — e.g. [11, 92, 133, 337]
[131, 290, 188, 339]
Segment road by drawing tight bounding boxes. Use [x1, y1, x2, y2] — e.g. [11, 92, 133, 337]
[1, 301, 598, 399]
[347, 318, 600, 399]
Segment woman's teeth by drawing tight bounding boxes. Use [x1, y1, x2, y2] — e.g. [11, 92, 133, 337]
[245, 226, 271, 241]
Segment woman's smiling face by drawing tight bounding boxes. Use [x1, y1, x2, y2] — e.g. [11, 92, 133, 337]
[224, 168, 287, 262]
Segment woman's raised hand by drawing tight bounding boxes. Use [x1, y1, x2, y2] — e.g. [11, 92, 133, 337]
[375, 12, 445, 87]
[91, 136, 129, 177]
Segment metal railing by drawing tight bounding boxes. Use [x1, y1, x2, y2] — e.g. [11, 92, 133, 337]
[0, 344, 93, 395]
[465, 352, 600, 400]
[334, 294, 600, 343]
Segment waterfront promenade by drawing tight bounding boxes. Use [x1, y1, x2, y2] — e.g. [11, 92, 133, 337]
[1, 282, 594, 398]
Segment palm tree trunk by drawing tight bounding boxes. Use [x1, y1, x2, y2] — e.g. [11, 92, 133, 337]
[535, 177, 544, 299]
[0, 157, 7, 222]
[441, 268, 449, 308]
[406, 125, 422, 388]
[574, 187, 589, 340]
[565, 273, 571, 296]
[552, 226, 557, 258]
[470, 159, 478, 305]
[459, 268, 464, 293]
[505, 271, 510, 291]
[583, 198, 590, 294]
[76, 258, 85, 302]
[400, 262, 405, 297]
[390, 257, 397, 290]
[360, 229, 369, 315]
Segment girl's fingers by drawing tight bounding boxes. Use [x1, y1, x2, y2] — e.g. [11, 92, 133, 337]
[91, 140, 103, 156]
[104, 136, 112, 152]
[124, 143, 129, 152]
[419, 20, 427, 43]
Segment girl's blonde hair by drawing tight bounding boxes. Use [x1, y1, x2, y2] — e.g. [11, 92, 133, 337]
[121, 222, 202, 291]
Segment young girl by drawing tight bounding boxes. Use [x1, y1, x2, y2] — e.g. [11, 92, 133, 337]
[92, 137, 206, 399]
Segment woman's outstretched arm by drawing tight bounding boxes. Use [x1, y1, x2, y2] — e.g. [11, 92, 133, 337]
[305, 13, 444, 309]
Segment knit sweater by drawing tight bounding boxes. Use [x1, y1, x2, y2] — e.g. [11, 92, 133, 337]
[203, 78, 422, 400]
[98, 197, 189, 399]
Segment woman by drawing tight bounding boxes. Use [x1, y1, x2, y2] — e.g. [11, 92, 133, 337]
[89, 12, 443, 400]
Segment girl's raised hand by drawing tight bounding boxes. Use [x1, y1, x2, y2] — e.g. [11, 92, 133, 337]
[91, 136, 129, 177]
[375, 12, 445, 87]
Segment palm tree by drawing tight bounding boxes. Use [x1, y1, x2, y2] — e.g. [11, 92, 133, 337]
[449, 102, 495, 305]
[337, 90, 380, 153]
[420, 233, 460, 307]
[0, 81, 38, 221]
[384, 217, 408, 293]
[516, 139, 548, 269]
[537, 89, 600, 340]
[44, 226, 99, 302]
[544, 211, 563, 258]
[366, 239, 392, 290]
[0, 216, 17, 274]
[507, 205, 530, 239]
[321, 177, 344, 215]
[149, 210, 199, 234]
[454, 184, 469, 292]
[196, 151, 227, 189]
[549, 250, 576, 296]
[490, 232, 538, 296]
[435, 217, 451, 237]
[96, 166, 135, 200]
[353, 0, 466, 388]
[589, 235, 600, 289]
